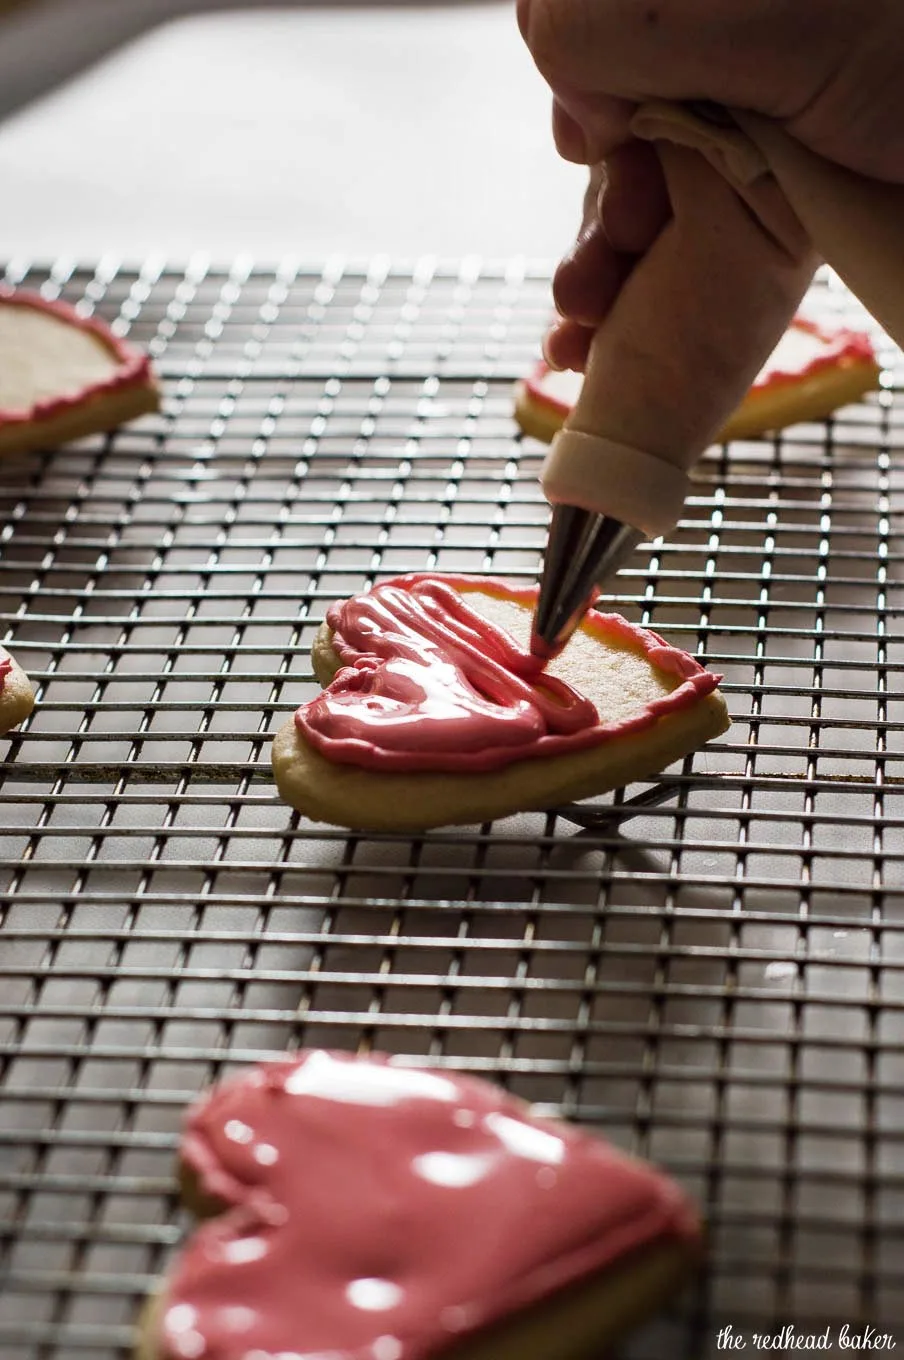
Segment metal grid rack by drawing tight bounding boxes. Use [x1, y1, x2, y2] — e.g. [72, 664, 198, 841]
[0, 257, 901, 1360]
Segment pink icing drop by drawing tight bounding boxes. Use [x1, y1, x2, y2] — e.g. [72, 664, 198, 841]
[160, 1050, 701, 1360]
[0, 288, 155, 429]
[295, 573, 721, 773]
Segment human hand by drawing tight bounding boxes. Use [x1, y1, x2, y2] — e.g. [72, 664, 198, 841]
[543, 143, 670, 372]
[519, 0, 904, 371]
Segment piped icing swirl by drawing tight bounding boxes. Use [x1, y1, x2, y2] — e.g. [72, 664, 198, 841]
[295, 574, 720, 773]
[160, 1050, 701, 1360]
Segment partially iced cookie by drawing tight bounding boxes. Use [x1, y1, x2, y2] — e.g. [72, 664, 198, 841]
[515, 314, 881, 445]
[0, 647, 34, 734]
[137, 1049, 703, 1360]
[0, 289, 159, 456]
[272, 573, 729, 830]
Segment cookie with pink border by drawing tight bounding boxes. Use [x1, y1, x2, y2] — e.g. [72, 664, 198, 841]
[515, 314, 881, 445]
[0, 289, 159, 456]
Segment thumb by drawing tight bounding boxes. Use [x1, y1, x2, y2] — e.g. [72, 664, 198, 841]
[519, 0, 856, 127]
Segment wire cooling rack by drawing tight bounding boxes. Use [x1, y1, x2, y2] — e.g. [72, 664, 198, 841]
[0, 257, 902, 1360]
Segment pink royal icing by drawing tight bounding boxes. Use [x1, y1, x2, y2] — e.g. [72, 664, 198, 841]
[0, 287, 155, 429]
[295, 573, 721, 773]
[160, 1050, 701, 1360]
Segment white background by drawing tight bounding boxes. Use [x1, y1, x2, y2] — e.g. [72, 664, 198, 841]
[0, 0, 585, 263]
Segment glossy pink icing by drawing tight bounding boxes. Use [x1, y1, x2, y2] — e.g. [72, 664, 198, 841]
[295, 573, 720, 773]
[160, 1050, 701, 1360]
[0, 658, 11, 691]
[0, 287, 155, 428]
[525, 314, 879, 417]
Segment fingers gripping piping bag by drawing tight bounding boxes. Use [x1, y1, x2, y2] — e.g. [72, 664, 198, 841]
[531, 104, 904, 659]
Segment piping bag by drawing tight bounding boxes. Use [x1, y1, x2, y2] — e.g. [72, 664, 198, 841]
[531, 102, 904, 659]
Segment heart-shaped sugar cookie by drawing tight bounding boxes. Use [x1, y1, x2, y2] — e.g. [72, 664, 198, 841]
[0, 289, 159, 456]
[137, 1050, 702, 1360]
[272, 574, 729, 830]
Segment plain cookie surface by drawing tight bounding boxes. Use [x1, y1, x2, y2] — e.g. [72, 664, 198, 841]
[0, 289, 160, 457]
[272, 577, 729, 830]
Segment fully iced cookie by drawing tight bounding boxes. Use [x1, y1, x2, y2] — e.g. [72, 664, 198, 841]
[271, 573, 729, 830]
[0, 289, 159, 456]
[0, 646, 35, 734]
[137, 1049, 703, 1360]
[514, 315, 881, 445]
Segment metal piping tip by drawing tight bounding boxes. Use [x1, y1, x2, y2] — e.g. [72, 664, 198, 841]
[530, 505, 644, 661]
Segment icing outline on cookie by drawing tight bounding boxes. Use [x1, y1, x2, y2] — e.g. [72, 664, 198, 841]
[296, 574, 721, 774]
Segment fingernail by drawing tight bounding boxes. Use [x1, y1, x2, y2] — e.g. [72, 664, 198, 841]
[552, 100, 590, 165]
[567, 120, 589, 165]
[541, 328, 563, 370]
